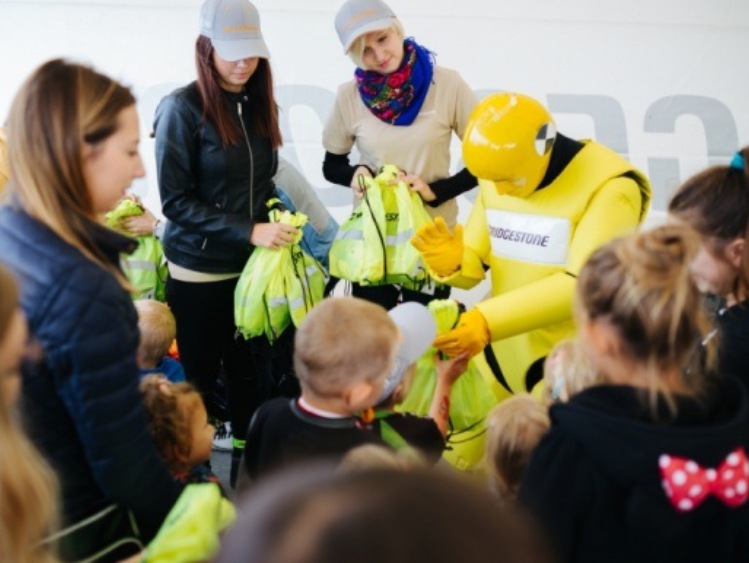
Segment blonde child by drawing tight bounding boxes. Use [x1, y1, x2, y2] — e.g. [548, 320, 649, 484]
[668, 146, 749, 392]
[0, 264, 58, 562]
[519, 225, 749, 563]
[365, 302, 469, 464]
[485, 395, 550, 504]
[337, 444, 427, 474]
[542, 339, 598, 405]
[239, 297, 401, 485]
[134, 299, 186, 383]
[139, 374, 218, 487]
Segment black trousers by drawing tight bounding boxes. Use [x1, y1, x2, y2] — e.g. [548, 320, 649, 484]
[166, 276, 294, 444]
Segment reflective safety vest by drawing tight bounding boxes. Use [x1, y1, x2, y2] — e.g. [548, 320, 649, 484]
[330, 165, 433, 289]
[234, 205, 326, 342]
[397, 299, 505, 471]
[122, 236, 168, 301]
[143, 483, 235, 562]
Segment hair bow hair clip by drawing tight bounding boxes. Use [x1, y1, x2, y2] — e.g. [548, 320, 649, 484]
[730, 151, 745, 171]
[659, 447, 749, 512]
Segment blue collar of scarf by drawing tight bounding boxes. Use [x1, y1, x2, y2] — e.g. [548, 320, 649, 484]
[354, 38, 435, 126]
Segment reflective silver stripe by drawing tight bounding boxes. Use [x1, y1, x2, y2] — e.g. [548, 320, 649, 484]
[267, 297, 288, 308]
[385, 229, 414, 246]
[336, 229, 364, 241]
[123, 260, 157, 271]
[289, 296, 305, 309]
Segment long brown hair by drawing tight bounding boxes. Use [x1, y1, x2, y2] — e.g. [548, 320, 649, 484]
[5, 59, 136, 288]
[0, 265, 58, 562]
[194, 36, 282, 149]
[577, 225, 714, 412]
[668, 146, 749, 300]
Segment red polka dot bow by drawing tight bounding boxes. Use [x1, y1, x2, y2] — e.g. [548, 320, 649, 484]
[659, 447, 749, 512]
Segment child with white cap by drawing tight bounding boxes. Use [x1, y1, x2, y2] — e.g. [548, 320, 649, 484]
[322, 0, 478, 310]
[237, 298, 442, 487]
[363, 302, 469, 464]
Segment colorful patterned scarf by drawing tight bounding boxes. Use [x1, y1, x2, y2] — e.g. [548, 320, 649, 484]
[355, 38, 435, 126]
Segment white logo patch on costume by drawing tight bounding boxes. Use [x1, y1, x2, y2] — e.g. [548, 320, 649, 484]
[486, 209, 571, 265]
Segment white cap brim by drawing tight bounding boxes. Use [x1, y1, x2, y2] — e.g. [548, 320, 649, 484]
[378, 302, 437, 403]
[212, 37, 270, 61]
[342, 17, 395, 53]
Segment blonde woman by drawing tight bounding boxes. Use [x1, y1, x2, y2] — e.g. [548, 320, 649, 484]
[519, 225, 749, 563]
[0, 264, 58, 562]
[0, 59, 180, 561]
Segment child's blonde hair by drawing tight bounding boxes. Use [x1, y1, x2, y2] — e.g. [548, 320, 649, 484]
[543, 339, 598, 404]
[337, 444, 426, 474]
[294, 298, 399, 399]
[577, 224, 714, 413]
[485, 394, 550, 503]
[139, 374, 204, 472]
[0, 265, 58, 562]
[134, 299, 176, 367]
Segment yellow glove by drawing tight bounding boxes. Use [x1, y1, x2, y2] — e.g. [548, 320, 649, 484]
[410, 217, 464, 277]
[433, 308, 490, 359]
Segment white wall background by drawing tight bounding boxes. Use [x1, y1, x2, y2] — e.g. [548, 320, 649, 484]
[2, 0, 748, 230]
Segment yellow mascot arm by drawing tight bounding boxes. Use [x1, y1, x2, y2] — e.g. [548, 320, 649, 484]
[476, 176, 644, 341]
[433, 189, 491, 290]
[567, 176, 645, 275]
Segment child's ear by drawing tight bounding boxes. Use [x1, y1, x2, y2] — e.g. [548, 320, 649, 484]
[582, 318, 621, 359]
[725, 237, 745, 269]
[344, 380, 378, 411]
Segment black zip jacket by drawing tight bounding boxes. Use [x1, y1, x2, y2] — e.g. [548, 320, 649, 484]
[153, 81, 278, 273]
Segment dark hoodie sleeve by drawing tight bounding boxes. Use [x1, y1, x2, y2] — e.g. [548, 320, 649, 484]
[518, 429, 594, 562]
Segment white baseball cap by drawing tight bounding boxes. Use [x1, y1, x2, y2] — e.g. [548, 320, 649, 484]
[200, 0, 270, 61]
[334, 0, 396, 54]
[378, 302, 437, 404]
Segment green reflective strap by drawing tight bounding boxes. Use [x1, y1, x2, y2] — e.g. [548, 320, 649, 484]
[232, 437, 246, 450]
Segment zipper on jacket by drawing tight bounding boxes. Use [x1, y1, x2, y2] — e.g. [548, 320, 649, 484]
[237, 101, 255, 221]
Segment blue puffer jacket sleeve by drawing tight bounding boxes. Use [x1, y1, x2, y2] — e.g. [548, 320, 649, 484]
[0, 206, 181, 540]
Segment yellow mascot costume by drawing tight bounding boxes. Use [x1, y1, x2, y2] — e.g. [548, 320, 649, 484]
[412, 93, 651, 397]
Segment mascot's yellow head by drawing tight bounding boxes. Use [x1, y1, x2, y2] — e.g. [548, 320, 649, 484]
[462, 92, 556, 198]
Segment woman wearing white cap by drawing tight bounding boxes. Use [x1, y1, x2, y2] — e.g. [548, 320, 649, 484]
[323, 0, 478, 310]
[153, 0, 295, 487]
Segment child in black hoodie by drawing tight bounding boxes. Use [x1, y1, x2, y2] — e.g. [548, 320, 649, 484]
[519, 225, 749, 563]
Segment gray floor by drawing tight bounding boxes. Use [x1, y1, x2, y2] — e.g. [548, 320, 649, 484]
[211, 449, 232, 489]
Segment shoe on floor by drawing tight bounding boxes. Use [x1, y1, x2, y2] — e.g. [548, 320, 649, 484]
[212, 421, 233, 452]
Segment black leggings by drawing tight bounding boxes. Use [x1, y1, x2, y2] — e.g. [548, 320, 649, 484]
[166, 276, 291, 444]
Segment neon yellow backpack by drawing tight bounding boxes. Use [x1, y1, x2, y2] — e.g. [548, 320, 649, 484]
[105, 199, 168, 301]
[396, 299, 505, 472]
[141, 483, 235, 562]
[234, 201, 326, 342]
[330, 165, 433, 288]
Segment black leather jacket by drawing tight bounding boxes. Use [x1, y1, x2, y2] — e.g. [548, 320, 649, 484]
[153, 82, 278, 273]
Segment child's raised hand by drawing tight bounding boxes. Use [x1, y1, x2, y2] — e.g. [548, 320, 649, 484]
[435, 352, 469, 387]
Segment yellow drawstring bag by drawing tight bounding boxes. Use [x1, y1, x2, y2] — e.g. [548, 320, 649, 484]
[397, 299, 504, 471]
[141, 483, 235, 562]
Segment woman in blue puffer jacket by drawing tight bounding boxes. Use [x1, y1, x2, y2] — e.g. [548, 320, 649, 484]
[0, 59, 181, 561]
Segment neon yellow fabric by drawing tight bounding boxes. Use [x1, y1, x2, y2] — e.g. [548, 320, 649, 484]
[122, 237, 168, 301]
[329, 165, 433, 288]
[397, 300, 503, 471]
[435, 141, 651, 394]
[142, 483, 235, 562]
[235, 206, 325, 342]
[105, 199, 168, 301]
